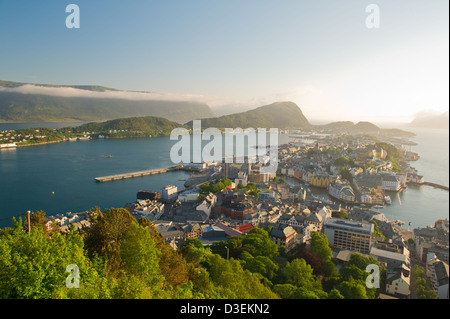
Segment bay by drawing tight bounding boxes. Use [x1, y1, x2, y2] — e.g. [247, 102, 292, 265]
[0, 123, 448, 230]
[0, 137, 191, 228]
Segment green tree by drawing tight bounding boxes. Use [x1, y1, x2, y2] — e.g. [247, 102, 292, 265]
[23, 210, 48, 232]
[241, 254, 279, 283]
[336, 277, 368, 299]
[273, 284, 297, 299]
[202, 252, 278, 299]
[338, 253, 381, 299]
[413, 265, 438, 299]
[119, 222, 164, 292]
[241, 228, 278, 259]
[334, 156, 350, 166]
[0, 226, 107, 298]
[340, 167, 353, 182]
[369, 220, 386, 241]
[199, 183, 211, 193]
[328, 289, 345, 299]
[310, 232, 332, 261]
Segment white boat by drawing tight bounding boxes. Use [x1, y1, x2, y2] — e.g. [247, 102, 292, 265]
[373, 205, 384, 209]
[384, 196, 392, 205]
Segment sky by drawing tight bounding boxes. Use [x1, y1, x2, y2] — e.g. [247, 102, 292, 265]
[0, 0, 448, 124]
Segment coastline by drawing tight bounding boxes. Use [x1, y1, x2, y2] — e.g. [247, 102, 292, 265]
[14, 140, 64, 148]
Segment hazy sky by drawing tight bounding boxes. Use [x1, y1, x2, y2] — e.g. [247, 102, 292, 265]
[0, 0, 448, 123]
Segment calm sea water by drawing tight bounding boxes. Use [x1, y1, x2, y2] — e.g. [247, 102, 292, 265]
[0, 137, 191, 227]
[0, 123, 448, 229]
[380, 127, 449, 228]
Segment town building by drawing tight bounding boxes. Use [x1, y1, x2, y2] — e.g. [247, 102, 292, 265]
[427, 259, 449, 299]
[161, 185, 178, 203]
[324, 217, 374, 254]
[385, 264, 411, 297]
[269, 225, 298, 252]
[329, 182, 356, 203]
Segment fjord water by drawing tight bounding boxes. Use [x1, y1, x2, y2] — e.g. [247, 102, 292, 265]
[379, 127, 449, 228]
[0, 124, 448, 229]
[0, 137, 191, 228]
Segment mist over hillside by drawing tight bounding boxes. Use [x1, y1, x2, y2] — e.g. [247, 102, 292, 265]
[0, 80, 215, 123]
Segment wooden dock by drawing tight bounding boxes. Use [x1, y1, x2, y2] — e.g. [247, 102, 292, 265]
[94, 165, 202, 183]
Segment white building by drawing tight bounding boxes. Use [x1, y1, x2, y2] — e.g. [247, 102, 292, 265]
[381, 175, 401, 192]
[179, 189, 200, 202]
[324, 218, 374, 254]
[0, 143, 17, 148]
[361, 194, 372, 204]
[196, 193, 217, 218]
[385, 264, 411, 297]
[161, 185, 178, 203]
[234, 171, 248, 187]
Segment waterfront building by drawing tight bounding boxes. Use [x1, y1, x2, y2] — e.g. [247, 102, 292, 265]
[310, 173, 334, 188]
[329, 182, 356, 203]
[161, 185, 178, 203]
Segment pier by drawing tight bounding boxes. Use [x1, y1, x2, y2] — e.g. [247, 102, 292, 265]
[409, 181, 449, 191]
[94, 165, 202, 183]
[422, 181, 449, 191]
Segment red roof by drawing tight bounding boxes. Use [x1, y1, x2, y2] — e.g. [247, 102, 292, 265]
[237, 223, 254, 233]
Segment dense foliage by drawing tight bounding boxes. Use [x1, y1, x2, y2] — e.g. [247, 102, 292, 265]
[69, 116, 185, 138]
[413, 265, 438, 299]
[0, 208, 383, 299]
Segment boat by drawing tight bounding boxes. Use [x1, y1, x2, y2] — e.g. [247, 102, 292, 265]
[373, 205, 384, 209]
[393, 220, 405, 226]
[384, 196, 392, 205]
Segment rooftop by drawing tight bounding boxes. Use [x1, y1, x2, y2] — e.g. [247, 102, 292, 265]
[324, 217, 374, 233]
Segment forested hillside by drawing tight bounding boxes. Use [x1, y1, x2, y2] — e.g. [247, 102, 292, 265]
[0, 208, 382, 299]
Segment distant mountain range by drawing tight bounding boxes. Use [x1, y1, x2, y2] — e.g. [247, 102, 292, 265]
[0, 80, 215, 123]
[409, 110, 449, 129]
[187, 101, 310, 129]
[313, 120, 415, 137]
[1, 80, 419, 136]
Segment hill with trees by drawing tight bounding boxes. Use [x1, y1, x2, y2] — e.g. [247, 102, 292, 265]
[187, 101, 311, 129]
[69, 116, 186, 138]
[0, 208, 384, 299]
